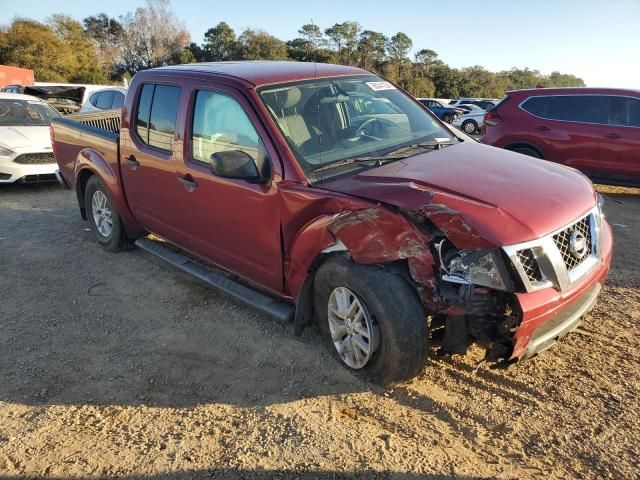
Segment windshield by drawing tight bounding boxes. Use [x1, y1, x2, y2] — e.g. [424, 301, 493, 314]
[0, 99, 61, 127]
[258, 75, 454, 180]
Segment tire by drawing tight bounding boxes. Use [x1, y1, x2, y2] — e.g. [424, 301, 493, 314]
[314, 255, 428, 386]
[85, 176, 130, 252]
[443, 114, 452, 123]
[462, 120, 478, 134]
[509, 146, 543, 158]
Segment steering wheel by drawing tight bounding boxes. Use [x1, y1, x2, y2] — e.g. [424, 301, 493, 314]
[355, 117, 381, 137]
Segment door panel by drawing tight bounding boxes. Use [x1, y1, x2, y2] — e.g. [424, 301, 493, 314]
[120, 83, 189, 245]
[177, 84, 283, 293]
[524, 95, 604, 172]
[597, 96, 640, 183]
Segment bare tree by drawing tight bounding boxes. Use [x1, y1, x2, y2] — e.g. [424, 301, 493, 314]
[119, 0, 190, 74]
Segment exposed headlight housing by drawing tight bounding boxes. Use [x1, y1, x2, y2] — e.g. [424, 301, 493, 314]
[0, 146, 14, 156]
[443, 249, 514, 292]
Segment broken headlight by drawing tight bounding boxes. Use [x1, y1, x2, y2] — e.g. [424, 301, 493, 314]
[443, 249, 514, 292]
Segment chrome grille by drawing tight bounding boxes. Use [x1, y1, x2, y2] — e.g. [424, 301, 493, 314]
[516, 249, 542, 283]
[503, 209, 600, 293]
[553, 216, 592, 271]
[13, 152, 56, 164]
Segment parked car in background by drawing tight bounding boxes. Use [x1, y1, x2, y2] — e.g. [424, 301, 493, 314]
[453, 108, 487, 134]
[481, 87, 640, 187]
[416, 98, 465, 122]
[451, 98, 499, 110]
[455, 103, 484, 114]
[52, 62, 611, 386]
[79, 87, 127, 113]
[0, 92, 61, 183]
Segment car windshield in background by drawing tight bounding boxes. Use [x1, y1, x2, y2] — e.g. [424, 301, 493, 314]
[0, 99, 61, 127]
[258, 75, 454, 179]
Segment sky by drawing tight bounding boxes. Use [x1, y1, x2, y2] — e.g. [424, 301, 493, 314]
[1, 0, 639, 88]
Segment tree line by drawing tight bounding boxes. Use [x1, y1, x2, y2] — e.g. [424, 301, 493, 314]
[0, 0, 585, 98]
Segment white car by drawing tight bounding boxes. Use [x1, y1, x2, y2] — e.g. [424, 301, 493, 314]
[452, 109, 486, 134]
[79, 87, 127, 113]
[0, 93, 61, 183]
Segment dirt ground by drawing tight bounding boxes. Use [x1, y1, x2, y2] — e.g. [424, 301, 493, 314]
[0, 182, 638, 480]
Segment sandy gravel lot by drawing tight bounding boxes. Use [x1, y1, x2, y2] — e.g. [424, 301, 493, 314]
[0, 182, 638, 480]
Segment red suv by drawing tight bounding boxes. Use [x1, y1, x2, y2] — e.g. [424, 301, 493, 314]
[481, 88, 640, 187]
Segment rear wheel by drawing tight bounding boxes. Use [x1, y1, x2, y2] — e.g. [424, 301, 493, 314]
[314, 256, 428, 386]
[85, 176, 130, 252]
[509, 146, 543, 158]
[462, 119, 478, 134]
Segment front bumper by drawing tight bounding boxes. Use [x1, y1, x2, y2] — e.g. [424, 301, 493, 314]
[510, 221, 613, 359]
[0, 154, 58, 183]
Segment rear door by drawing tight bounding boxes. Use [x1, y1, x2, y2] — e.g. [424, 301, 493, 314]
[521, 95, 605, 172]
[176, 82, 283, 293]
[598, 95, 640, 184]
[120, 82, 189, 244]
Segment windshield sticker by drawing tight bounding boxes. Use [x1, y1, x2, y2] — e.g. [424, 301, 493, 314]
[365, 81, 396, 91]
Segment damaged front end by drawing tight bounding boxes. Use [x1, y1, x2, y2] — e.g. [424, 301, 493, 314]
[324, 205, 523, 360]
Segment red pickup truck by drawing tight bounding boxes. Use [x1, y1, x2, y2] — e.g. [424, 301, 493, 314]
[51, 62, 612, 385]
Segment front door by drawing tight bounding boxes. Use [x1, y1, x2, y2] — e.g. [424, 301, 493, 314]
[176, 83, 283, 294]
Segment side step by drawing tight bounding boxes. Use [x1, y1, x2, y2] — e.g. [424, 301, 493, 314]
[135, 237, 294, 323]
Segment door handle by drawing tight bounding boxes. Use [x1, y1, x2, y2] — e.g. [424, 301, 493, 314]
[604, 133, 621, 139]
[177, 175, 198, 190]
[126, 155, 140, 169]
[534, 125, 551, 131]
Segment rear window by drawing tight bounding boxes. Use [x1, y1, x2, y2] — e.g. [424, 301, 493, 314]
[112, 91, 125, 109]
[521, 95, 606, 124]
[135, 84, 181, 152]
[96, 91, 114, 110]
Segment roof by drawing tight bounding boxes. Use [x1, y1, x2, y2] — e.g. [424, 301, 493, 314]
[152, 61, 370, 87]
[506, 87, 640, 96]
[0, 92, 45, 101]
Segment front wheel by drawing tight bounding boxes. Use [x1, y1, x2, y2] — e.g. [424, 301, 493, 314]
[85, 176, 131, 252]
[314, 256, 428, 386]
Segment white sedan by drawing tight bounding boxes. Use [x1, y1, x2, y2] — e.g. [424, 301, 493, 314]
[452, 109, 486, 134]
[0, 93, 61, 183]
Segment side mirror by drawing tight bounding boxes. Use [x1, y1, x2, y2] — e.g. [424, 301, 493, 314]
[210, 150, 263, 182]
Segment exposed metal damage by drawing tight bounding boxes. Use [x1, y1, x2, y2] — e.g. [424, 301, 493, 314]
[314, 205, 520, 359]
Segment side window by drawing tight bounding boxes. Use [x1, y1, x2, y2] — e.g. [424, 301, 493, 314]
[545, 95, 606, 124]
[112, 91, 125, 109]
[191, 90, 265, 169]
[135, 84, 181, 151]
[89, 93, 100, 106]
[605, 96, 640, 127]
[148, 85, 181, 151]
[96, 91, 114, 110]
[521, 97, 549, 117]
[135, 84, 154, 144]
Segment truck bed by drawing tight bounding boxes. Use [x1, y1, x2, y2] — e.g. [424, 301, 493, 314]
[51, 109, 121, 189]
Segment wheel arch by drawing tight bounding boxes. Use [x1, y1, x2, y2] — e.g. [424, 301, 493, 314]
[503, 141, 544, 158]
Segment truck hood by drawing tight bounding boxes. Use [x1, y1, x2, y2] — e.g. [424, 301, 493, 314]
[318, 142, 597, 247]
[0, 126, 52, 150]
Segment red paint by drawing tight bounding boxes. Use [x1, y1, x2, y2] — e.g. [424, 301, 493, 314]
[52, 62, 613, 360]
[511, 222, 613, 359]
[481, 87, 640, 187]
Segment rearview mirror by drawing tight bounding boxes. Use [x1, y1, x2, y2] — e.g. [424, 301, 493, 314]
[210, 150, 262, 182]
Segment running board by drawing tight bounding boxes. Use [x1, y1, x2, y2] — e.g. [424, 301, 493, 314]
[135, 237, 294, 323]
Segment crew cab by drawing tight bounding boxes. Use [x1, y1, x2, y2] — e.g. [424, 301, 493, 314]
[51, 62, 612, 385]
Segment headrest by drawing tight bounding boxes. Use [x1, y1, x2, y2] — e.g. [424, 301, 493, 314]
[273, 87, 302, 110]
